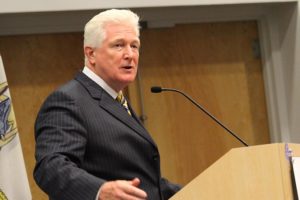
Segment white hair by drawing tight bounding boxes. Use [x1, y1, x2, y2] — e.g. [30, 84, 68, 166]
[83, 9, 140, 64]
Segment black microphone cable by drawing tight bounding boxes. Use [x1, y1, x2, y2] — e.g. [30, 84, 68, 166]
[151, 86, 248, 147]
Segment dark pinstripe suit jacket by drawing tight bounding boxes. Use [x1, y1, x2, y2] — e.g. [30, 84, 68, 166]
[34, 72, 180, 200]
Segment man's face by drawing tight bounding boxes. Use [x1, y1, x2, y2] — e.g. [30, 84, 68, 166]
[87, 23, 140, 92]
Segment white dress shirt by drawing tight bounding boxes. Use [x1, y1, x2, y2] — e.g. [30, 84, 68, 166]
[82, 66, 118, 99]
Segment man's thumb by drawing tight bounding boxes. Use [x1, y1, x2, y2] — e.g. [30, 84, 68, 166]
[130, 178, 141, 187]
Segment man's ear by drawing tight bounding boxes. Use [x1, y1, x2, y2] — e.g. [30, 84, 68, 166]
[84, 46, 96, 65]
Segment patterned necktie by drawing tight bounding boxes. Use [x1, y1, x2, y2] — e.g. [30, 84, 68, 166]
[116, 92, 132, 116]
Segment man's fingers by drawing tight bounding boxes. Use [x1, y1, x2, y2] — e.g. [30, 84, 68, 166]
[123, 178, 147, 198]
[130, 178, 141, 187]
[99, 179, 147, 200]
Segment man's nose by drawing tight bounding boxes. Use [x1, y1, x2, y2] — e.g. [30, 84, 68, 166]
[124, 46, 134, 58]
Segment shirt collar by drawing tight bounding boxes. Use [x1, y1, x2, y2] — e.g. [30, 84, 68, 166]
[82, 66, 118, 99]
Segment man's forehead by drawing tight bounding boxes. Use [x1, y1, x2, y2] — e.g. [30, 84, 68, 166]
[105, 22, 137, 31]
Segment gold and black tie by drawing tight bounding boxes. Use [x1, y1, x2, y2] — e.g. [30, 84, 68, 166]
[116, 92, 132, 116]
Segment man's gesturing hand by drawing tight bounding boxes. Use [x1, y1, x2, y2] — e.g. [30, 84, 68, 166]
[99, 178, 147, 200]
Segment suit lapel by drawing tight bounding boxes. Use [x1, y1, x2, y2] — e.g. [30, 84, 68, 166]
[99, 93, 157, 147]
[75, 72, 157, 148]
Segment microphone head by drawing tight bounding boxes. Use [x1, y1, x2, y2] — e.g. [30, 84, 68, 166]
[151, 86, 162, 93]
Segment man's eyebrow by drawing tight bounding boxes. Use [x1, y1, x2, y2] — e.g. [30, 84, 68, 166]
[112, 38, 140, 43]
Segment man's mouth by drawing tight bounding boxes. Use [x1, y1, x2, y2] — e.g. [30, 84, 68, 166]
[122, 66, 133, 69]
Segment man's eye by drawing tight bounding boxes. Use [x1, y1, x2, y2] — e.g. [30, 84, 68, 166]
[114, 44, 123, 48]
[131, 45, 140, 50]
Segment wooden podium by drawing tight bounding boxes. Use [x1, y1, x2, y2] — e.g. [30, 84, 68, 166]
[170, 143, 300, 200]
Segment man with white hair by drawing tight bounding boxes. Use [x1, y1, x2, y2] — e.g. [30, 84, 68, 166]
[34, 9, 181, 200]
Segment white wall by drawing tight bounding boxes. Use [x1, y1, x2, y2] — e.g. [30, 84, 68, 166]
[0, 1, 299, 143]
[0, 0, 295, 13]
[278, 3, 300, 142]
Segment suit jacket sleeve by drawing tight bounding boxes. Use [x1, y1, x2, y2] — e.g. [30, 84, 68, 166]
[34, 89, 103, 200]
[161, 177, 182, 199]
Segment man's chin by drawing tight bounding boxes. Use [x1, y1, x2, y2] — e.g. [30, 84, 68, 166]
[122, 75, 136, 83]
[117, 77, 136, 88]
[123, 79, 135, 85]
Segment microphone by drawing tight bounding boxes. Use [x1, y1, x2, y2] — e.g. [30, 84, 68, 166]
[151, 86, 163, 93]
[150, 86, 248, 147]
